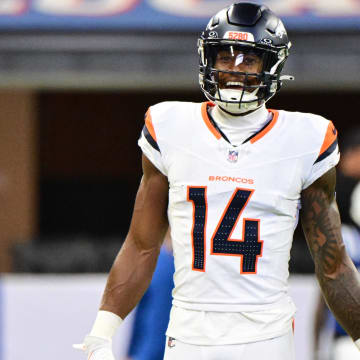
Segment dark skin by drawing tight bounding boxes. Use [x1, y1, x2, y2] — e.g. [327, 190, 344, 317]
[313, 294, 327, 360]
[301, 166, 360, 341]
[100, 153, 360, 342]
[215, 48, 263, 90]
[100, 154, 169, 318]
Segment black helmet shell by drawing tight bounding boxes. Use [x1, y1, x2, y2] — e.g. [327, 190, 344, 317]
[203, 3, 289, 48]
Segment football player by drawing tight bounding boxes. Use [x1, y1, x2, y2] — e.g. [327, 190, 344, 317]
[74, 3, 360, 359]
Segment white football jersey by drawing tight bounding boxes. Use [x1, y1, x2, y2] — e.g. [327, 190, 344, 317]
[138, 101, 339, 343]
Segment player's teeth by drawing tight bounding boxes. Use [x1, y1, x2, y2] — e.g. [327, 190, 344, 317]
[226, 82, 244, 86]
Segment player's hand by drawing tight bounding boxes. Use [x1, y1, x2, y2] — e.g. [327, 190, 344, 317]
[73, 335, 115, 360]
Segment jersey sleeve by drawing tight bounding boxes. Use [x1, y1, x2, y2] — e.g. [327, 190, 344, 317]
[302, 121, 340, 189]
[138, 107, 167, 176]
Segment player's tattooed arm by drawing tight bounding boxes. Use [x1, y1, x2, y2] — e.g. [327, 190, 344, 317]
[301, 167, 360, 341]
[100, 154, 169, 319]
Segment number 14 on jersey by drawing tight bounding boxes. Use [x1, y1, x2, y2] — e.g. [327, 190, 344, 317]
[187, 186, 263, 274]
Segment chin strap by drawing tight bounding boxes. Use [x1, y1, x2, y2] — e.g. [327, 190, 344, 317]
[215, 87, 261, 115]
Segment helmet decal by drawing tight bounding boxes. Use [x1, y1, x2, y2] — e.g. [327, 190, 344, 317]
[223, 31, 255, 41]
[208, 31, 218, 39]
[260, 38, 273, 45]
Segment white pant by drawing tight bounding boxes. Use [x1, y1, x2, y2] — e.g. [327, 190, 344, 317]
[164, 330, 295, 360]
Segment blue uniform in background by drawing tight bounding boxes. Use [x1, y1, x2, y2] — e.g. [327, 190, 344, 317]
[127, 246, 174, 360]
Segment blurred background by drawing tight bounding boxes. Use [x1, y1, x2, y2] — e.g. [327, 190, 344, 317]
[0, 0, 359, 359]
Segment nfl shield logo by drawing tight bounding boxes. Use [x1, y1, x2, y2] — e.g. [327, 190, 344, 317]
[227, 150, 238, 163]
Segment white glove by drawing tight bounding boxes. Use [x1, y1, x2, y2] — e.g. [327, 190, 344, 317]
[73, 335, 115, 360]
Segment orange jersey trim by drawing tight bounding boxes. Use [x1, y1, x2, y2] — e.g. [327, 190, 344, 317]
[250, 109, 279, 144]
[145, 109, 157, 141]
[201, 103, 279, 143]
[319, 121, 337, 157]
[201, 102, 221, 140]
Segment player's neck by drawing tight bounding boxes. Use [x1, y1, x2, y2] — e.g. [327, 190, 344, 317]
[212, 105, 268, 127]
[210, 105, 270, 145]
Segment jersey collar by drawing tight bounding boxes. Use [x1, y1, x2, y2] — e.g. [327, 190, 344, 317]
[201, 102, 279, 144]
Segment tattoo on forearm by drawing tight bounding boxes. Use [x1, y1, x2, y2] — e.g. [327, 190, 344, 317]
[301, 168, 360, 340]
[301, 187, 341, 275]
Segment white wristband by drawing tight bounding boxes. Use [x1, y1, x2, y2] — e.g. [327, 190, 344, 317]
[355, 338, 360, 351]
[89, 310, 123, 340]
